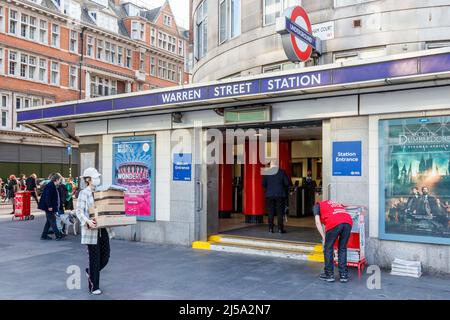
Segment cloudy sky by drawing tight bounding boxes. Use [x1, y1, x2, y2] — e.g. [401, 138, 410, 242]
[128, 0, 190, 29]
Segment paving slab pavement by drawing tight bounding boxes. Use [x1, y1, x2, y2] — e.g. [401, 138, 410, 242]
[0, 214, 449, 300]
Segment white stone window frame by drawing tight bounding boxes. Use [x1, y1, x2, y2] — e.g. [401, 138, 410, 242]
[38, 58, 47, 83]
[0, 6, 4, 33]
[69, 65, 77, 89]
[139, 51, 145, 71]
[0, 47, 3, 75]
[86, 35, 94, 57]
[39, 19, 48, 44]
[126, 48, 132, 68]
[178, 39, 184, 56]
[70, 30, 78, 53]
[105, 41, 111, 62]
[51, 23, 60, 48]
[9, 50, 18, 76]
[164, 14, 172, 27]
[0, 93, 10, 129]
[151, 28, 156, 46]
[97, 39, 104, 60]
[150, 56, 156, 76]
[50, 60, 60, 85]
[9, 9, 19, 36]
[117, 46, 123, 66]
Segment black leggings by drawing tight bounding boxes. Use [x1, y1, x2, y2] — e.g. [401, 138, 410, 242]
[87, 228, 110, 291]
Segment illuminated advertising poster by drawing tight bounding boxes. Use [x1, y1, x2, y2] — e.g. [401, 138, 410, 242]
[379, 116, 450, 244]
[112, 136, 155, 221]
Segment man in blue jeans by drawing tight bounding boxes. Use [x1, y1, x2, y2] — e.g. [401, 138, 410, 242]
[313, 200, 353, 283]
[39, 173, 64, 241]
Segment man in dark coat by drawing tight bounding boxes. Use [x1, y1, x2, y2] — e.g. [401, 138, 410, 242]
[39, 173, 64, 240]
[262, 161, 290, 233]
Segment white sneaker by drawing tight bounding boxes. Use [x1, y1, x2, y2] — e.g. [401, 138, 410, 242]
[91, 289, 102, 295]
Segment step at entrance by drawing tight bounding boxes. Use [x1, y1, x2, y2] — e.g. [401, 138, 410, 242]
[193, 234, 324, 262]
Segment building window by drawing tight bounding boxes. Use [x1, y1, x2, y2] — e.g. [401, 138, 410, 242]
[219, 0, 240, 44]
[105, 41, 111, 62]
[86, 36, 93, 57]
[0, 48, 3, 74]
[169, 36, 177, 53]
[0, 6, 4, 33]
[39, 58, 47, 82]
[178, 40, 184, 56]
[118, 46, 123, 65]
[9, 51, 18, 76]
[50, 61, 59, 85]
[70, 30, 78, 52]
[91, 76, 117, 97]
[28, 55, 36, 80]
[163, 15, 172, 27]
[9, 10, 18, 35]
[39, 19, 47, 44]
[158, 59, 167, 79]
[0, 94, 8, 129]
[111, 44, 116, 64]
[158, 32, 168, 50]
[126, 49, 131, 68]
[150, 57, 156, 76]
[151, 28, 156, 46]
[97, 39, 103, 60]
[168, 63, 176, 82]
[29, 16, 37, 41]
[131, 21, 144, 40]
[51, 24, 59, 47]
[69, 66, 77, 89]
[32, 98, 41, 107]
[195, 0, 208, 60]
[263, 0, 300, 26]
[139, 52, 145, 71]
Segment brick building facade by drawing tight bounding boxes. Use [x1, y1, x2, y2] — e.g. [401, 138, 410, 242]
[0, 0, 187, 179]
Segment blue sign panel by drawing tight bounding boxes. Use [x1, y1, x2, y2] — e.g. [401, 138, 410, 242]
[173, 153, 192, 181]
[332, 141, 362, 176]
[17, 52, 450, 123]
[285, 17, 316, 48]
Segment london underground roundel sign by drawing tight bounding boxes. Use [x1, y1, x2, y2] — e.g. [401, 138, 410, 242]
[276, 6, 319, 62]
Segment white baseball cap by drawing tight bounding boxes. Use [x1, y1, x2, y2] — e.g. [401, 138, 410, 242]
[82, 167, 101, 179]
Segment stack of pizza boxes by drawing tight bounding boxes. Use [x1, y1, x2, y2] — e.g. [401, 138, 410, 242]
[89, 189, 136, 228]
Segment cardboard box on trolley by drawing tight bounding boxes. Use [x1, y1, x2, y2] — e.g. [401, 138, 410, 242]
[89, 189, 136, 228]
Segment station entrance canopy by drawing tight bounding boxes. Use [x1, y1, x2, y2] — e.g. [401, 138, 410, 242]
[17, 48, 450, 144]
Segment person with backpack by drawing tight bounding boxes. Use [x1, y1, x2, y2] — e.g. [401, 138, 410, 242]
[26, 174, 39, 205]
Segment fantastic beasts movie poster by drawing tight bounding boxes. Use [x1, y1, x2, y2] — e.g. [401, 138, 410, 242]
[380, 116, 450, 243]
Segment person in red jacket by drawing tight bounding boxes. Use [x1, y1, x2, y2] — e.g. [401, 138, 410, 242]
[313, 200, 353, 283]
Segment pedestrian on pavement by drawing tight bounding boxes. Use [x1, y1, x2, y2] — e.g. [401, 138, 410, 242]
[262, 160, 290, 234]
[7, 175, 19, 215]
[313, 200, 353, 283]
[39, 173, 64, 241]
[65, 177, 74, 210]
[75, 168, 114, 295]
[19, 174, 27, 191]
[26, 174, 39, 205]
